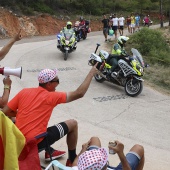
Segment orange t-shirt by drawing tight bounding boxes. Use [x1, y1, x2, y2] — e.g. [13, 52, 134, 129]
[8, 86, 67, 142]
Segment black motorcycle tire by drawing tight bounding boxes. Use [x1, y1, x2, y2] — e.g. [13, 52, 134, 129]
[94, 74, 105, 83]
[83, 33, 87, 40]
[77, 35, 80, 42]
[64, 50, 68, 60]
[125, 78, 143, 97]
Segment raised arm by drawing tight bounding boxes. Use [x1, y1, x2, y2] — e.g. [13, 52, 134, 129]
[66, 63, 98, 103]
[0, 29, 22, 61]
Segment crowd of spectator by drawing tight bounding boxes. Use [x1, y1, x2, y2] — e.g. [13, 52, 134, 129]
[102, 12, 152, 41]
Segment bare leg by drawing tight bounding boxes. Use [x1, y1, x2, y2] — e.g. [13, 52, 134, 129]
[114, 30, 117, 39]
[89, 136, 101, 147]
[130, 144, 145, 170]
[128, 26, 131, 33]
[65, 119, 78, 150]
[119, 29, 121, 36]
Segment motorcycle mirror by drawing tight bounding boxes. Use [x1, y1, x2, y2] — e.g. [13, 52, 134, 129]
[95, 43, 101, 54]
[145, 63, 149, 68]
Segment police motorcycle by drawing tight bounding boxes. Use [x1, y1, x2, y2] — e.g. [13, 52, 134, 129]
[88, 44, 146, 97]
[57, 22, 77, 61]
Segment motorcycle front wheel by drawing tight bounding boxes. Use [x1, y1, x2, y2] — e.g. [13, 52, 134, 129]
[125, 78, 143, 97]
[94, 74, 105, 83]
[64, 50, 68, 60]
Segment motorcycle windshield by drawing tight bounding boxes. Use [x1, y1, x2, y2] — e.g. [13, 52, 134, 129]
[63, 30, 73, 40]
[131, 48, 145, 68]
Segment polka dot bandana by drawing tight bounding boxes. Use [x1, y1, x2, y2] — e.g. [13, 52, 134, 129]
[77, 148, 108, 170]
[38, 69, 58, 83]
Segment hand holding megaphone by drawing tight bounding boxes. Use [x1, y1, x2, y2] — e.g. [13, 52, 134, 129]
[3, 76, 12, 87]
[0, 67, 22, 79]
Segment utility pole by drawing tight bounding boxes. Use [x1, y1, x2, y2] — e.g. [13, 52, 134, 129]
[160, 0, 163, 27]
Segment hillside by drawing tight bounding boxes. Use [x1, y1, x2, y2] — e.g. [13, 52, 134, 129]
[0, 7, 102, 38]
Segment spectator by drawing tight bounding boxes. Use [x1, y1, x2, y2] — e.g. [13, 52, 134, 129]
[0, 29, 22, 109]
[126, 15, 131, 33]
[130, 12, 135, 33]
[108, 140, 145, 170]
[143, 15, 151, 27]
[118, 14, 125, 36]
[71, 137, 145, 170]
[71, 137, 109, 169]
[102, 14, 110, 42]
[135, 13, 141, 31]
[2, 64, 99, 164]
[111, 14, 119, 39]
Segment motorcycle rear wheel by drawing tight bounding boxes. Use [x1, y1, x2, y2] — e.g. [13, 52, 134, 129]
[64, 50, 68, 60]
[125, 79, 143, 97]
[83, 34, 87, 40]
[94, 74, 105, 83]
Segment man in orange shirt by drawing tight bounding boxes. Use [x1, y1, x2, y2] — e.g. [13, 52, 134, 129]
[2, 64, 98, 166]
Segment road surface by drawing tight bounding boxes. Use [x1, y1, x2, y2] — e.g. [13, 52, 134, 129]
[0, 24, 170, 170]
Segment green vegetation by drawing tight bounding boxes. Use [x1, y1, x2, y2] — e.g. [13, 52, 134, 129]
[127, 28, 170, 94]
[0, 0, 170, 17]
[128, 28, 170, 66]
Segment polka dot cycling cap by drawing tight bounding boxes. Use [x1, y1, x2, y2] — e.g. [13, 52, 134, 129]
[38, 69, 58, 83]
[77, 147, 108, 170]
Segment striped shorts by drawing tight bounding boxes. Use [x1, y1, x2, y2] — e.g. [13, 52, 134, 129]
[37, 122, 69, 150]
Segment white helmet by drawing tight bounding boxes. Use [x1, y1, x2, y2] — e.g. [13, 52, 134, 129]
[117, 36, 129, 44]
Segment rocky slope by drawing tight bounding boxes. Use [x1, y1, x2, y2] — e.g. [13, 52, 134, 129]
[0, 7, 102, 38]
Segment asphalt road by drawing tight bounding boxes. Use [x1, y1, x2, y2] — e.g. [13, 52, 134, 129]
[0, 24, 170, 170]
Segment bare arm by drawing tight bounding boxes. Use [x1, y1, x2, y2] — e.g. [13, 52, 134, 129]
[66, 63, 98, 103]
[0, 29, 22, 61]
[2, 105, 17, 117]
[109, 140, 131, 170]
[0, 77, 12, 108]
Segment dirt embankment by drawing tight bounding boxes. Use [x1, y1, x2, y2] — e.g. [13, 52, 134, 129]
[0, 7, 103, 38]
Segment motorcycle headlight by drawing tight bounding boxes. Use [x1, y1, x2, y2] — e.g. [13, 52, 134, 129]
[140, 68, 144, 73]
[65, 40, 69, 45]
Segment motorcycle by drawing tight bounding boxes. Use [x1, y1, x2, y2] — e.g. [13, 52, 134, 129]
[74, 20, 91, 42]
[57, 29, 77, 60]
[88, 44, 147, 97]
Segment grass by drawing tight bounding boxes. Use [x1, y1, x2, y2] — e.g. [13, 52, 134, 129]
[143, 63, 170, 95]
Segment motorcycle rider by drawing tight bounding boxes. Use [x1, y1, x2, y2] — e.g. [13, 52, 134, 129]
[57, 21, 76, 48]
[106, 36, 129, 79]
[79, 16, 86, 38]
[79, 16, 85, 26]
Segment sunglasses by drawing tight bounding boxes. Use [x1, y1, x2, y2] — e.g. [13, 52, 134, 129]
[50, 79, 59, 84]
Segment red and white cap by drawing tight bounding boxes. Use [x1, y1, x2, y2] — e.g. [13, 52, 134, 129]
[77, 148, 108, 170]
[38, 68, 58, 83]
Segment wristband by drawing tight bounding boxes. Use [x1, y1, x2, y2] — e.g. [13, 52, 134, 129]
[4, 85, 11, 90]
